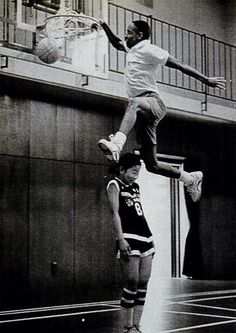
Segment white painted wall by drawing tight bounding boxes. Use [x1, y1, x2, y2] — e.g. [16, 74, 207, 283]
[110, 0, 236, 45]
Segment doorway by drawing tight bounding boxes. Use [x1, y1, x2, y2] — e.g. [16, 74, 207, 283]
[137, 155, 189, 278]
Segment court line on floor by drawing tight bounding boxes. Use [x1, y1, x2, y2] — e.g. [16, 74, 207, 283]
[174, 301, 236, 313]
[2, 290, 236, 327]
[1, 289, 235, 317]
[165, 288, 236, 300]
[164, 309, 236, 320]
[158, 301, 236, 332]
[0, 307, 120, 324]
[0, 300, 119, 316]
[155, 293, 236, 332]
[159, 318, 236, 332]
[182, 294, 236, 303]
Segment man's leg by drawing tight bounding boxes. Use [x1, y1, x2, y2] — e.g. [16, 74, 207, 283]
[119, 98, 143, 134]
[140, 145, 181, 178]
[140, 145, 203, 202]
[99, 95, 203, 201]
[133, 254, 153, 332]
[98, 97, 151, 162]
[120, 256, 140, 332]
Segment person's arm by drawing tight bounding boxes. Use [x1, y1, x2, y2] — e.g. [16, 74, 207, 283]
[100, 21, 126, 52]
[107, 183, 131, 261]
[166, 55, 226, 89]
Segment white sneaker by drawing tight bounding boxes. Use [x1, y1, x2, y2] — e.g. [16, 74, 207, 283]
[186, 171, 203, 202]
[98, 137, 120, 163]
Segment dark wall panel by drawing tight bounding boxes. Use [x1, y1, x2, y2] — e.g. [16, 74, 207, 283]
[75, 107, 114, 164]
[0, 155, 29, 308]
[74, 164, 118, 302]
[30, 101, 75, 161]
[29, 159, 75, 305]
[0, 96, 30, 156]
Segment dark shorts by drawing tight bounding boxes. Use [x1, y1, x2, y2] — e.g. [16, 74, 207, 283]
[116, 238, 155, 258]
[132, 92, 167, 148]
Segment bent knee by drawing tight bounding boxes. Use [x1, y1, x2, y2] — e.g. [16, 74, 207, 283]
[138, 280, 149, 290]
[144, 160, 160, 173]
[125, 277, 139, 291]
[127, 98, 142, 111]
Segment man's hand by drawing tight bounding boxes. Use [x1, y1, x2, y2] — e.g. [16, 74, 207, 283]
[99, 19, 105, 25]
[91, 20, 101, 31]
[119, 239, 131, 262]
[206, 77, 226, 90]
[91, 19, 106, 31]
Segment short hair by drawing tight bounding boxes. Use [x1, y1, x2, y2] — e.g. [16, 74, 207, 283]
[118, 153, 141, 171]
[132, 20, 151, 39]
[107, 153, 141, 175]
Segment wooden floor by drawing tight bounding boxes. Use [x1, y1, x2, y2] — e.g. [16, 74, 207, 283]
[1, 279, 236, 332]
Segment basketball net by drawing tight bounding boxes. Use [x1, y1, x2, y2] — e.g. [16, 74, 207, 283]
[44, 6, 100, 40]
[41, 5, 104, 74]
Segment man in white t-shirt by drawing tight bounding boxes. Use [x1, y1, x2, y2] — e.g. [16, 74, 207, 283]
[98, 20, 226, 202]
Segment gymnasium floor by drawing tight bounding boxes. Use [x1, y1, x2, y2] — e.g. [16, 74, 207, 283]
[1, 279, 236, 333]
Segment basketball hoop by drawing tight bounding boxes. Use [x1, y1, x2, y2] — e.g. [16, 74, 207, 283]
[35, 5, 107, 79]
[43, 7, 100, 40]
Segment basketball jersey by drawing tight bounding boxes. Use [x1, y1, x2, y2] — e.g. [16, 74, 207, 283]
[107, 177, 153, 243]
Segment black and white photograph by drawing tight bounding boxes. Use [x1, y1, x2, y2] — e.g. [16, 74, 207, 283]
[0, 1, 236, 332]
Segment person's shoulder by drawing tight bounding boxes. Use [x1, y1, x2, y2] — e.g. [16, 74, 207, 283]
[149, 43, 166, 52]
[142, 41, 166, 54]
[107, 177, 118, 186]
[107, 177, 120, 192]
[146, 43, 169, 63]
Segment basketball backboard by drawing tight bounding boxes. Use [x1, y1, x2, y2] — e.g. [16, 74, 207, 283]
[16, 0, 108, 78]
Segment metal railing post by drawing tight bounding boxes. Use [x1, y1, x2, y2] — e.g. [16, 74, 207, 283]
[201, 34, 208, 112]
[148, 15, 153, 43]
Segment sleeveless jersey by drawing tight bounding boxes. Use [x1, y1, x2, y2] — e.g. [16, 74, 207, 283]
[107, 177, 153, 243]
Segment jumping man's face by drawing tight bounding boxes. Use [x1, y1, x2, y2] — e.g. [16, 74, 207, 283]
[125, 23, 142, 49]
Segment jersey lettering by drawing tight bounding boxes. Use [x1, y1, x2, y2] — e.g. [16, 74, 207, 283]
[134, 202, 143, 216]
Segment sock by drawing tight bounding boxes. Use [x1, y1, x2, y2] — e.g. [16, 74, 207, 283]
[112, 131, 127, 150]
[120, 287, 136, 328]
[133, 305, 144, 329]
[178, 170, 193, 186]
[122, 307, 134, 329]
[133, 288, 147, 328]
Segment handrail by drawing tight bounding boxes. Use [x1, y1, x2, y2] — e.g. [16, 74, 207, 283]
[0, 1, 235, 102]
[108, 3, 236, 103]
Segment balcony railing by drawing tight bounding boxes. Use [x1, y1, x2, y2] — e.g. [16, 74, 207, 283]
[0, 1, 235, 102]
[108, 3, 236, 102]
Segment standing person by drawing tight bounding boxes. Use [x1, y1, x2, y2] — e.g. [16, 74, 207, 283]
[98, 20, 226, 202]
[107, 153, 154, 333]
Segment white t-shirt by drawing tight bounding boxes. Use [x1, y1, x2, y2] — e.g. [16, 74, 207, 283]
[124, 40, 169, 97]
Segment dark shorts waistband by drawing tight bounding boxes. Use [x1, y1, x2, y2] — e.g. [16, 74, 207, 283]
[136, 91, 159, 97]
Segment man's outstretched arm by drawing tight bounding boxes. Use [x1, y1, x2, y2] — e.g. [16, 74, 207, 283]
[100, 21, 126, 52]
[166, 55, 226, 89]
